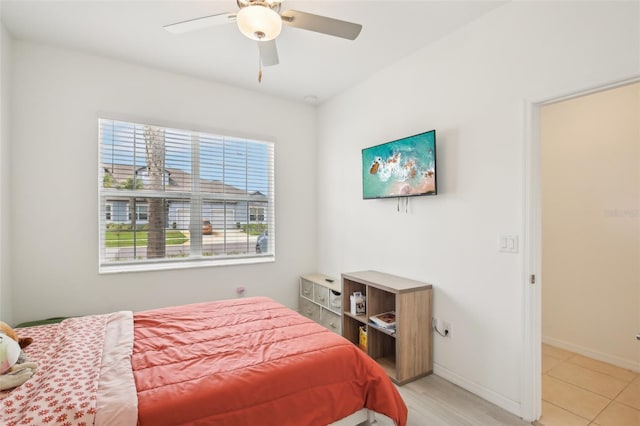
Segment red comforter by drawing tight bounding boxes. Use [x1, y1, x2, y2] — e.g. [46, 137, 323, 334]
[132, 297, 407, 426]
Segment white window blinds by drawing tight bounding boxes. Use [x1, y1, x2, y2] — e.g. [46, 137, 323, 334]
[98, 118, 275, 272]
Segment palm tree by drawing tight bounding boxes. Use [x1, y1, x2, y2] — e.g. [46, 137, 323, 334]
[144, 126, 166, 259]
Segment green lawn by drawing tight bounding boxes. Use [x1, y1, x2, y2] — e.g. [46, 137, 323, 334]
[105, 230, 188, 248]
[241, 223, 267, 236]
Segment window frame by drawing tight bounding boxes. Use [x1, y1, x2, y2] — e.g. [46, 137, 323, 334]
[136, 204, 148, 221]
[98, 118, 275, 273]
[126, 203, 148, 222]
[249, 206, 265, 222]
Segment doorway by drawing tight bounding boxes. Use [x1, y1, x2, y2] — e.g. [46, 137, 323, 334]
[523, 77, 640, 423]
[537, 82, 640, 425]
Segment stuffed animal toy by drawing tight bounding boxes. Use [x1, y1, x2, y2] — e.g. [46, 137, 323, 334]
[0, 321, 37, 391]
[0, 321, 33, 349]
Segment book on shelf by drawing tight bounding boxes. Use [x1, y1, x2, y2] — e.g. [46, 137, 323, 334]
[369, 311, 396, 330]
[359, 325, 367, 351]
[350, 292, 366, 315]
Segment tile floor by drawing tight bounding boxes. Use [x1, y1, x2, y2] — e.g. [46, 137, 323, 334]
[538, 344, 640, 426]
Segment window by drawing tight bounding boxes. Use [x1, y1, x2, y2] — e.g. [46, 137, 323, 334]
[137, 205, 148, 221]
[249, 206, 265, 222]
[99, 119, 275, 272]
[127, 204, 149, 222]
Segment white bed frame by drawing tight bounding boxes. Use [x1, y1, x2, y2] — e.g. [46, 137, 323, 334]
[328, 408, 376, 426]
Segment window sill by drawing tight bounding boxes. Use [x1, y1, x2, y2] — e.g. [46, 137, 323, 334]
[99, 255, 275, 274]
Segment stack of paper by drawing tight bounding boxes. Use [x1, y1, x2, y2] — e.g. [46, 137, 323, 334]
[369, 311, 396, 330]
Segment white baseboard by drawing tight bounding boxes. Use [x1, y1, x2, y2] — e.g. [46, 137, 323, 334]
[433, 363, 522, 418]
[542, 336, 640, 372]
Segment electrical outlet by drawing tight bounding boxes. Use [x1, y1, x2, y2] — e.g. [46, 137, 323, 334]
[442, 321, 451, 336]
[433, 317, 451, 337]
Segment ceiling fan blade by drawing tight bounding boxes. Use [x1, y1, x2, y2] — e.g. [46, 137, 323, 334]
[163, 13, 236, 34]
[280, 10, 362, 40]
[258, 40, 279, 67]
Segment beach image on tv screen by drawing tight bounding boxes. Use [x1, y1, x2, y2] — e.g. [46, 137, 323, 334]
[362, 130, 436, 199]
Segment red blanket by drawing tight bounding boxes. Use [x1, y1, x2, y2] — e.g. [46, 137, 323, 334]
[132, 297, 407, 426]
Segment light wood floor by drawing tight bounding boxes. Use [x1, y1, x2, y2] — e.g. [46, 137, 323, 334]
[537, 344, 640, 426]
[373, 374, 531, 426]
[361, 346, 639, 425]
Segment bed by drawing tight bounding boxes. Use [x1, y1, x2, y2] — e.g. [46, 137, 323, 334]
[1, 296, 407, 426]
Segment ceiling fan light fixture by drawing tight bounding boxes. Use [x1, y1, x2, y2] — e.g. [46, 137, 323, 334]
[236, 5, 282, 41]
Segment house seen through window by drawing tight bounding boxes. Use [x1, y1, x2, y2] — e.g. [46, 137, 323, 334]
[99, 118, 275, 272]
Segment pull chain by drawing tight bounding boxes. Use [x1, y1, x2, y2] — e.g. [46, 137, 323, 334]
[257, 34, 264, 83]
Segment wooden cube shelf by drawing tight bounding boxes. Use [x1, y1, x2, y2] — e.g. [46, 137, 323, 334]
[342, 270, 433, 385]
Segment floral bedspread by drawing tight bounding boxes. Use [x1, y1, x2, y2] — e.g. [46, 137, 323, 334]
[1, 314, 115, 425]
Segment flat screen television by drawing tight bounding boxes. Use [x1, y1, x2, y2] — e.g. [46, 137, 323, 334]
[362, 130, 437, 199]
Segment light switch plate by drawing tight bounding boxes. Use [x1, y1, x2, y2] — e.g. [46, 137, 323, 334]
[499, 235, 518, 253]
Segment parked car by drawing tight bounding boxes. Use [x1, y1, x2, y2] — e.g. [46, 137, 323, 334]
[202, 220, 213, 235]
[256, 232, 268, 253]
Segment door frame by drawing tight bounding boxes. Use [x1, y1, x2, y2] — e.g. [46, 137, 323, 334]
[521, 74, 640, 421]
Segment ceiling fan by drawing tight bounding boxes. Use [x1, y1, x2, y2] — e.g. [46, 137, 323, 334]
[164, 0, 362, 81]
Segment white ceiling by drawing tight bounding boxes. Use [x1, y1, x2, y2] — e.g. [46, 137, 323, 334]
[0, 0, 505, 104]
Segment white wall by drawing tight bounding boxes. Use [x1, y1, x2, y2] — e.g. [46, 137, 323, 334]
[541, 83, 640, 371]
[9, 41, 317, 325]
[316, 0, 639, 418]
[0, 20, 12, 323]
